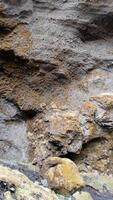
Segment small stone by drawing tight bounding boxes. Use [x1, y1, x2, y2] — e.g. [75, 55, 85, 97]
[27, 132, 33, 138]
[43, 157, 85, 195]
[41, 179, 48, 187]
[73, 191, 93, 200]
[95, 107, 113, 130]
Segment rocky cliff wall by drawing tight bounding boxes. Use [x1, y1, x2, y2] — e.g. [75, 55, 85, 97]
[1, 1, 113, 199]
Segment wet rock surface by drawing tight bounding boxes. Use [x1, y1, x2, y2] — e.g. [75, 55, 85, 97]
[1, 0, 113, 199]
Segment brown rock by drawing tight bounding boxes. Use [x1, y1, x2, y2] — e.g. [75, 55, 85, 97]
[47, 111, 83, 155]
[0, 24, 32, 57]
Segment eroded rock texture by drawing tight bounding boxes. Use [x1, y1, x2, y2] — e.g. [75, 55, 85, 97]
[1, 0, 113, 199]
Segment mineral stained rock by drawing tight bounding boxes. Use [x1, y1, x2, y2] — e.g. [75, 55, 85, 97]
[43, 157, 85, 195]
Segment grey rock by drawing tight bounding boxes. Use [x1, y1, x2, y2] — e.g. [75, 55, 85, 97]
[95, 108, 113, 130]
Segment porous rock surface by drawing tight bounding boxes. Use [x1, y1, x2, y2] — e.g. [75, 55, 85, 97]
[1, 0, 113, 199]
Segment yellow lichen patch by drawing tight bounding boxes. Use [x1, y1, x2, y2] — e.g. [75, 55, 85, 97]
[0, 24, 32, 57]
[44, 157, 85, 195]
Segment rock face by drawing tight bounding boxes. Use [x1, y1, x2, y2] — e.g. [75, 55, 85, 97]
[1, 0, 113, 198]
[43, 157, 85, 195]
